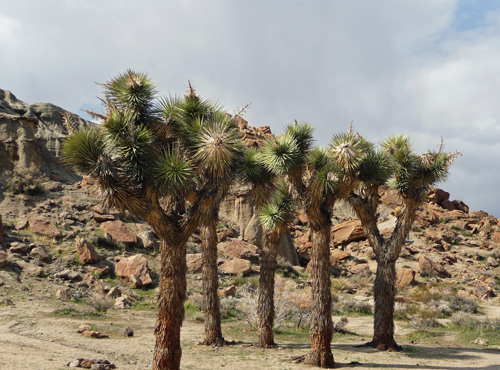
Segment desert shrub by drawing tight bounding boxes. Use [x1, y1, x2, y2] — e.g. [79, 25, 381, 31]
[333, 316, 349, 333]
[220, 296, 242, 320]
[409, 307, 441, 332]
[5, 164, 46, 196]
[408, 283, 477, 316]
[394, 302, 419, 320]
[450, 312, 500, 332]
[333, 299, 372, 315]
[185, 293, 203, 311]
[86, 294, 114, 313]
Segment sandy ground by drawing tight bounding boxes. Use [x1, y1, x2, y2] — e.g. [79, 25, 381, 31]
[1, 295, 500, 370]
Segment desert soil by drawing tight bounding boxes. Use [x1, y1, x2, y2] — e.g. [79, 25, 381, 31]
[1, 292, 500, 370]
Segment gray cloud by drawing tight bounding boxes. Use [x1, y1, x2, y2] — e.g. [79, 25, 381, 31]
[1, 0, 499, 216]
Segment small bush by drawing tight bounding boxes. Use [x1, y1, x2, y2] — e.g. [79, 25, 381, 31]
[333, 316, 349, 333]
[409, 308, 441, 332]
[5, 164, 46, 196]
[86, 294, 114, 313]
[333, 299, 372, 315]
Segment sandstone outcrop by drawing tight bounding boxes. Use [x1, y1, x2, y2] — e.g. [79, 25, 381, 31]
[115, 254, 152, 288]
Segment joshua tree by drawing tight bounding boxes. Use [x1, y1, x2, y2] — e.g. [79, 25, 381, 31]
[63, 71, 241, 369]
[348, 135, 459, 351]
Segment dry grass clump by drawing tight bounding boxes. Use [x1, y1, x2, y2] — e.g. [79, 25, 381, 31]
[86, 294, 114, 313]
[333, 298, 372, 315]
[4, 164, 46, 196]
[449, 312, 500, 331]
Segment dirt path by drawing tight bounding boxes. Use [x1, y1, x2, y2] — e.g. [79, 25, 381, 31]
[1, 297, 500, 370]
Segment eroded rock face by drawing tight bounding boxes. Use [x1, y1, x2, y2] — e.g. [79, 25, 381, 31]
[396, 269, 416, 289]
[186, 253, 202, 273]
[0, 250, 7, 268]
[115, 254, 152, 288]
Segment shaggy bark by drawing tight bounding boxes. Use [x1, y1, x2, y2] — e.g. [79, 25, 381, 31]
[349, 187, 418, 352]
[153, 239, 187, 370]
[200, 222, 224, 346]
[304, 226, 335, 368]
[257, 230, 281, 348]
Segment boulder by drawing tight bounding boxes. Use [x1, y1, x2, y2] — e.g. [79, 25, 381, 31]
[186, 253, 202, 273]
[427, 187, 450, 205]
[330, 250, 351, 267]
[107, 287, 122, 298]
[17, 261, 43, 276]
[114, 296, 132, 309]
[419, 256, 450, 278]
[277, 232, 300, 266]
[115, 254, 152, 288]
[425, 224, 458, 244]
[28, 217, 61, 239]
[217, 227, 236, 242]
[474, 280, 495, 299]
[56, 287, 73, 300]
[75, 238, 99, 264]
[15, 217, 29, 230]
[220, 285, 237, 298]
[396, 269, 416, 289]
[54, 269, 83, 282]
[218, 238, 259, 262]
[331, 220, 365, 246]
[93, 214, 115, 223]
[30, 245, 49, 262]
[487, 256, 499, 267]
[219, 258, 252, 276]
[86, 261, 110, 276]
[100, 220, 137, 247]
[137, 230, 156, 249]
[83, 272, 104, 291]
[349, 263, 370, 275]
[452, 200, 469, 213]
[0, 250, 6, 268]
[42, 181, 63, 192]
[9, 242, 29, 254]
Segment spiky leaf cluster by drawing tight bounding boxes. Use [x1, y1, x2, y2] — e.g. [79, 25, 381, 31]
[260, 134, 302, 175]
[330, 132, 372, 172]
[259, 181, 295, 231]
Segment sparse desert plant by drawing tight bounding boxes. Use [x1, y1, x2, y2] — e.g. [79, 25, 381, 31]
[409, 308, 441, 332]
[85, 294, 114, 313]
[333, 316, 349, 333]
[5, 164, 46, 196]
[333, 299, 372, 315]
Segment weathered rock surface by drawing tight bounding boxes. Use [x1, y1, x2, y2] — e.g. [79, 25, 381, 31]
[218, 238, 259, 262]
[75, 237, 99, 264]
[186, 253, 202, 273]
[115, 254, 152, 287]
[100, 220, 137, 247]
[331, 220, 365, 246]
[330, 250, 351, 267]
[219, 258, 252, 276]
[28, 217, 61, 239]
[86, 261, 110, 276]
[30, 245, 50, 262]
[0, 250, 6, 268]
[115, 296, 132, 309]
[474, 280, 495, 299]
[56, 287, 72, 300]
[137, 230, 156, 249]
[396, 269, 416, 289]
[419, 256, 450, 278]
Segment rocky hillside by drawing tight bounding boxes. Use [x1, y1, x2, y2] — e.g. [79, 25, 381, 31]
[0, 89, 499, 325]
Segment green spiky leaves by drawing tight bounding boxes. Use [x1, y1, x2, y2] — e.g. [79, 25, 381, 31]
[261, 135, 302, 175]
[105, 70, 157, 113]
[330, 132, 371, 172]
[61, 127, 106, 174]
[151, 148, 195, 195]
[285, 121, 314, 155]
[259, 181, 295, 231]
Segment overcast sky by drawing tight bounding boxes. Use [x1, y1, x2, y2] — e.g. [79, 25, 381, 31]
[1, 0, 499, 217]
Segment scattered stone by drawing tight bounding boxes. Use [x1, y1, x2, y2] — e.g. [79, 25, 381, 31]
[68, 359, 82, 367]
[218, 238, 260, 262]
[115, 254, 152, 288]
[15, 217, 29, 230]
[76, 238, 99, 264]
[56, 287, 72, 300]
[487, 256, 498, 267]
[100, 220, 137, 247]
[28, 217, 62, 239]
[42, 181, 63, 192]
[124, 327, 134, 337]
[219, 258, 252, 276]
[54, 269, 83, 282]
[30, 245, 50, 262]
[115, 296, 132, 309]
[419, 256, 450, 278]
[186, 253, 202, 273]
[93, 214, 115, 223]
[220, 285, 237, 298]
[217, 227, 236, 242]
[81, 330, 109, 339]
[77, 323, 92, 333]
[396, 269, 416, 289]
[83, 273, 104, 292]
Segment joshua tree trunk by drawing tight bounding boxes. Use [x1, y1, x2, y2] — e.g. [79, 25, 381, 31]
[368, 257, 401, 351]
[257, 230, 280, 348]
[304, 226, 335, 368]
[200, 222, 224, 346]
[153, 239, 187, 370]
